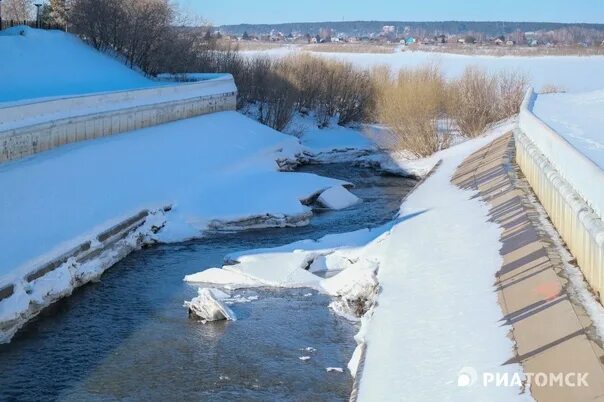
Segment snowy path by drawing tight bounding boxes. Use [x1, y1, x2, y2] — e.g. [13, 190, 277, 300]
[356, 123, 530, 401]
[455, 134, 604, 402]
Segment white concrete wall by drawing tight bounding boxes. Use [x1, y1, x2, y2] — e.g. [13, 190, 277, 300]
[0, 75, 237, 163]
[517, 88, 604, 298]
[518, 88, 604, 220]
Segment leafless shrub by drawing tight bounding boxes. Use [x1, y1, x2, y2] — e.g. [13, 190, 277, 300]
[210, 54, 375, 130]
[447, 67, 527, 137]
[496, 71, 529, 120]
[447, 67, 499, 137]
[71, 0, 202, 75]
[374, 65, 452, 157]
[256, 61, 297, 131]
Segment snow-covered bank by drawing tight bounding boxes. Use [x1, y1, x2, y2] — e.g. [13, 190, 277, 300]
[243, 47, 604, 92]
[0, 208, 167, 343]
[184, 120, 530, 400]
[0, 27, 158, 103]
[0, 111, 370, 340]
[356, 120, 530, 401]
[532, 89, 604, 169]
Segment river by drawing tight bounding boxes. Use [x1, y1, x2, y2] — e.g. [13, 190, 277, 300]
[0, 162, 416, 401]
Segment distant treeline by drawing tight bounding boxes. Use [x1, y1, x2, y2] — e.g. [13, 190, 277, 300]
[219, 20, 604, 37]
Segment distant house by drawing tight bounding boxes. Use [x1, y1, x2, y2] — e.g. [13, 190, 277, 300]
[506, 40, 515, 46]
[434, 34, 447, 44]
[528, 39, 539, 47]
[494, 38, 504, 46]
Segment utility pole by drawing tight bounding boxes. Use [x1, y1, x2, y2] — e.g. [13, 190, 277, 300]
[34, 3, 42, 28]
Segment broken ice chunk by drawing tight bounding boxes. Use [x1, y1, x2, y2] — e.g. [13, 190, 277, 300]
[184, 288, 237, 322]
[317, 185, 361, 210]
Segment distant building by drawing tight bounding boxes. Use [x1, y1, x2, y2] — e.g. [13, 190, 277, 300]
[434, 34, 447, 44]
[506, 40, 515, 46]
[494, 38, 505, 46]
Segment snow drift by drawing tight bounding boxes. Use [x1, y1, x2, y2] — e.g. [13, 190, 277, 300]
[0, 26, 157, 103]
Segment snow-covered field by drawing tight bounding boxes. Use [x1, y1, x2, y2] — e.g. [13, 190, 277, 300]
[244, 47, 604, 92]
[532, 90, 604, 169]
[0, 27, 157, 103]
[184, 120, 532, 401]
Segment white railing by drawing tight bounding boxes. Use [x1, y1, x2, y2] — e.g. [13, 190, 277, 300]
[517, 88, 604, 298]
[518, 88, 604, 220]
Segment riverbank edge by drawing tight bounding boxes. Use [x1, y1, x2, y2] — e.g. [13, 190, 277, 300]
[349, 160, 442, 402]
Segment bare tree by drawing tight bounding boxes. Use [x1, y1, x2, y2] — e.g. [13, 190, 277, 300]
[3, 0, 33, 21]
[48, 0, 73, 25]
[70, 0, 198, 75]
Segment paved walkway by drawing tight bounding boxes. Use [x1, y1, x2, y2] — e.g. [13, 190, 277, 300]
[452, 133, 604, 401]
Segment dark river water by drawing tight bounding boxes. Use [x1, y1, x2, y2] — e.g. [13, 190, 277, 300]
[0, 163, 416, 402]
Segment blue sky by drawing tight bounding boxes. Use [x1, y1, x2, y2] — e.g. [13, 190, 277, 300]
[178, 0, 604, 25]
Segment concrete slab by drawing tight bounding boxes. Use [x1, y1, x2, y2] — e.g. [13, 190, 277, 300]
[452, 133, 604, 401]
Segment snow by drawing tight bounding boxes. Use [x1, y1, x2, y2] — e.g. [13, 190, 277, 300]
[183, 119, 530, 400]
[356, 120, 530, 401]
[244, 47, 604, 92]
[184, 268, 262, 289]
[184, 287, 237, 322]
[0, 111, 350, 287]
[532, 90, 604, 169]
[317, 185, 361, 210]
[300, 126, 375, 153]
[0, 27, 158, 103]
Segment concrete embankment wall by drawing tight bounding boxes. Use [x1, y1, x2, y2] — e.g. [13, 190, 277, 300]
[0, 74, 237, 163]
[516, 88, 604, 298]
[0, 206, 170, 343]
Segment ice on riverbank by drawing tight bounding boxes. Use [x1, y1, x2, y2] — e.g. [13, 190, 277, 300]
[184, 226, 389, 322]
